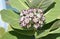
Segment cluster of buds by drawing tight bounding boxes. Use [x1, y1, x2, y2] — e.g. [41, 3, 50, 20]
[19, 8, 45, 29]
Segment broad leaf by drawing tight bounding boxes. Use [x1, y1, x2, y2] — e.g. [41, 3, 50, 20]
[49, 20, 60, 30]
[35, 30, 50, 38]
[26, 0, 54, 11]
[0, 27, 5, 39]
[13, 28, 35, 36]
[50, 28, 60, 34]
[44, 0, 60, 23]
[1, 31, 34, 39]
[9, 0, 29, 11]
[0, 10, 23, 30]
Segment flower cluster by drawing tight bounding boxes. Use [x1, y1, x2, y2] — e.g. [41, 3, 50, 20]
[19, 8, 45, 29]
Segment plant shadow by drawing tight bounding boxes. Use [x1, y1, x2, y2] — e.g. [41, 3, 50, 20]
[44, 2, 56, 14]
[9, 31, 35, 39]
[40, 33, 60, 39]
[36, 19, 60, 36]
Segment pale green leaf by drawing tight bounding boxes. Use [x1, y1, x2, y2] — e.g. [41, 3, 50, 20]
[35, 29, 50, 38]
[0, 10, 23, 30]
[0, 27, 5, 39]
[26, 0, 54, 11]
[44, 0, 60, 23]
[50, 28, 60, 34]
[1, 31, 34, 39]
[49, 20, 60, 30]
[9, 0, 29, 11]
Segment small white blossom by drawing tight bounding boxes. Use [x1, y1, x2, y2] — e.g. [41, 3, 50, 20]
[24, 18, 30, 24]
[20, 12, 23, 16]
[21, 21, 26, 26]
[22, 10, 28, 15]
[29, 13, 34, 17]
[33, 17, 39, 23]
[41, 16, 45, 21]
[34, 23, 40, 29]
[39, 21, 43, 24]
[20, 16, 24, 22]
[36, 13, 41, 18]
[33, 9, 37, 13]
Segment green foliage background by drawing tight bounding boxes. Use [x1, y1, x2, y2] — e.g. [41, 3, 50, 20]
[0, 0, 60, 39]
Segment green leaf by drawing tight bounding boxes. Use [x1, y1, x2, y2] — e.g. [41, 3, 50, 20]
[9, 0, 29, 11]
[13, 28, 35, 36]
[0, 27, 5, 39]
[1, 32, 17, 39]
[50, 28, 60, 34]
[26, 0, 54, 11]
[1, 31, 34, 39]
[40, 33, 60, 39]
[38, 0, 54, 11]
[44, 0, 60, 23]
[56, 37, 60, 39]
[0, 10, 23, 30]
[49, 20, 60, 30]
[35, 29, 50, 38]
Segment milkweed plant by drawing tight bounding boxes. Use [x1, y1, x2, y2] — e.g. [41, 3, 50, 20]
[0, 0, 60, 39]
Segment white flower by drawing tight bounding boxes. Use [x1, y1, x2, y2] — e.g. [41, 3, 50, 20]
[33, 17, 39, 23]
[39, 21, 43, 24]
[20, 8, 45, 29]
[33, 9, 36, 13]
[20, 16, 24, 22]
[20, 12, 23, 16]
[21, 21, 26, 26]
[36, 13, 41, 18]
[22, 10, 28, 15]
[28, 9, 33, 12]
[34, 23, 40, 29]
[29, 13, 34, 17]
[41, 16, 45, 21]
[24, 18, 30, 24]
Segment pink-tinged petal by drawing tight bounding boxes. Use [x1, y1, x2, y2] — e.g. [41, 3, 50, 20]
[20, 16, 24, 22]
[34, 24, 40, 29]
[40, 13, 43, 16]
[21, 22, 26, 27]
[25, 15, 29, 18]
[24, 18, 30, 24]
[33, 17, 39, 23]
[33, 9, 37, 13]
[29, 13, 34, 17]
[42, 16, 45, 21]
[28, 9, 33, 13]
[22, 10, 28, 15]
